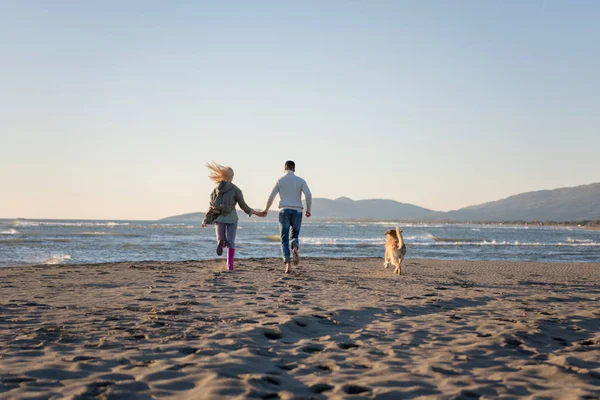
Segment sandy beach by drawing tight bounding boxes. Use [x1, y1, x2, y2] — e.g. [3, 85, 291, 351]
[1, 258, 599, 399]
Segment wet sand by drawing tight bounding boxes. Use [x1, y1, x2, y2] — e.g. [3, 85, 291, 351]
[1, 258, 599, 399]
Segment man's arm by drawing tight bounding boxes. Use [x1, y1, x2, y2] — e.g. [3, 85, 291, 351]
[263, 181, 279, 212]
[302, 180, 312, 216]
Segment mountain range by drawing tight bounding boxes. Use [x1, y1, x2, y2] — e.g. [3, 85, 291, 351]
[161, 182, 600, 222]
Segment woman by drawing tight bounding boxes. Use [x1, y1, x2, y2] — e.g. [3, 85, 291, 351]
[202, 162, 265, 271]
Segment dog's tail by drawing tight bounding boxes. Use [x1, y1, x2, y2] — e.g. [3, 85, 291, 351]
[396, 226, 404, 247]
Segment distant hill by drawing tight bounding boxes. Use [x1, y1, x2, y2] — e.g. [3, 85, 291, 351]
[160, 182, 600, 222]
[159, 211, 278, 222]
[447, 182, 600, 221]
[160, 198, 440, 222]
[311, 197, 441, 220]
[160, 212, 205, 222]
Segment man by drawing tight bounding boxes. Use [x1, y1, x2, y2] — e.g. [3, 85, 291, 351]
[262, 160, 312, 274]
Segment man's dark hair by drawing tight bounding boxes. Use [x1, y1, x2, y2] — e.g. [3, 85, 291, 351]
[284, 160, 295, 170]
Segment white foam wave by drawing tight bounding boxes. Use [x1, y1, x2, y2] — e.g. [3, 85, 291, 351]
[44, 255, 72, 265]
[0, 229, 19, 235]
[412, 240, 600, 247]
[405, 234, 436, 242]
[366, 221, 447, 228]
[15, 221, 131, 228]
[557, 242, 600, 247]
[299, 236, 600, 247]
[565, 237, 594, 244]
[301, 237, 384, 246]
[295, 236, 600, 248]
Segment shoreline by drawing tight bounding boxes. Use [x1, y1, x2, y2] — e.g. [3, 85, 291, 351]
[1, 258, 599, 399]
[3, 255, 600, 270]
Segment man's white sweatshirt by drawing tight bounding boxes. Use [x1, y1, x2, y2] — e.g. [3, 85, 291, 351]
[265, 170, 312, 213]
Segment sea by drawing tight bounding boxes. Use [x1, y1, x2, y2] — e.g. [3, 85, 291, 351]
[0, 218, 599, 267]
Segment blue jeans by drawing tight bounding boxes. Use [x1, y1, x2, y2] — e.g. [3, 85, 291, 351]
[279, 209, 303, 263]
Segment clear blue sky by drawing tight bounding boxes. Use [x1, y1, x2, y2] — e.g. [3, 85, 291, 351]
[1, 1, 599, 219]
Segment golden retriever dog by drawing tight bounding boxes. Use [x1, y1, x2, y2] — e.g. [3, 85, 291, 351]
[384, 227, 406, 275]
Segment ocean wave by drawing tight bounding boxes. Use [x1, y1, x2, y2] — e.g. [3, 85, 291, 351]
[411, 240, 600, 247]
[146, 223, 191, 228]
[565, 237, 594, 244]
[557, 242, 600, 247]
[261, 235, 386, 246]
[432, 236, 483, 243]
[78, 231, 140, 236]
[412, 240, 541, 247]
[0, 229, 19, 235]
[365, 221, 447, 228]
[15, 221, 131, 228]
[301, 237, 385, 246]
[405, 234, 435, 242]
[0, 238, 25, 244]
[44, 255, 72, 265]
[262, 235, 281, 242]
[12, 221, 195, 229]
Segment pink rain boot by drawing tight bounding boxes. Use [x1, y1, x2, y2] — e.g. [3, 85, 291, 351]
[227, 248, 235, 271]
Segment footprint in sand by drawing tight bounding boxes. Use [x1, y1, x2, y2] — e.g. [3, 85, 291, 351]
[79, 381, 114, 398]
[342, 384, 372, 394]
[167, 363, 196, 371]
[277, 363, 297, 371]
[1, 376, 36, 389]
[311, 383, 334, 393]
[337, 342, 360, 350]
[264, 330, 283, 340]
[300, 344, 324, 353]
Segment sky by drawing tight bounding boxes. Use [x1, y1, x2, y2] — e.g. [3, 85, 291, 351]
[1, 1, 599, 220]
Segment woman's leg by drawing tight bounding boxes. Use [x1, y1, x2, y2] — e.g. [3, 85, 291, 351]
[215, 223, 226, 256]
[226, 222, 238, 271]
[225, 222, 237, 249]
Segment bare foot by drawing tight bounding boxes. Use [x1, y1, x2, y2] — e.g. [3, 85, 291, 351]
[292, 247, 299, 266]
[285, 263, 290, 274]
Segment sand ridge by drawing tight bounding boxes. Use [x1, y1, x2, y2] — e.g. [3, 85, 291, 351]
[1, 258, 599, 399]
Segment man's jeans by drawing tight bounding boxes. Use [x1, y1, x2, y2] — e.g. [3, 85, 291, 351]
[279, 209, 303, 263]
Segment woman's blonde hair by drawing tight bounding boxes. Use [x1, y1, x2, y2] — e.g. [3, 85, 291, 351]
[206, 161, 234, 183]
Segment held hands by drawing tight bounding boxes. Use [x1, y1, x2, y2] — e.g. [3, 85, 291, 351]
[254, 210, 267, 218]
[201, 223, 206, 228]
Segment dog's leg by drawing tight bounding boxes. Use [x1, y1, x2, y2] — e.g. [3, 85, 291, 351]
[392, 255, 401, 275]
[397, 247, 406, 275]
[384, 249, 390, 268]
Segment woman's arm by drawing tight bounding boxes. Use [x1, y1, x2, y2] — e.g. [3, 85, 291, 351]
[235, 187, 266, 217]
[235, 187, 254, 216]
[202, 190, 217, 227]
